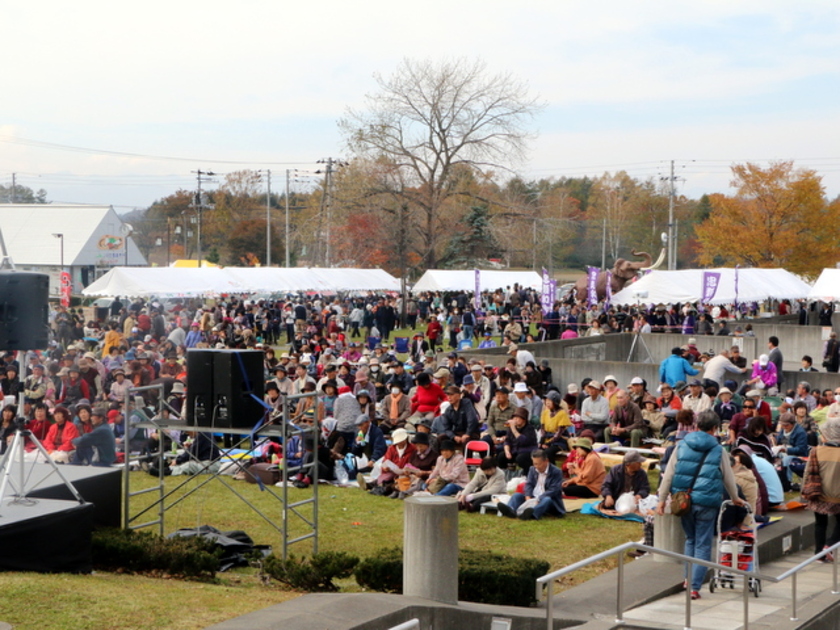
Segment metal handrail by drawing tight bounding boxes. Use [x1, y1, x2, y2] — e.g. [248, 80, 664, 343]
[535, 539, 840, 630]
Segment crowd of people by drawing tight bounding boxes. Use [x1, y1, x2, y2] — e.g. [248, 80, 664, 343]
[2, 287, 839, 596]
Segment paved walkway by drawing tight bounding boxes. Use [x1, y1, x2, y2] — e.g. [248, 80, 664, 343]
[623, 549, 837, 630]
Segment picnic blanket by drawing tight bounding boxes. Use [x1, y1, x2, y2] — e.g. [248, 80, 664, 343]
[580, 501, 645, 522]
[596, 451, 657, 472]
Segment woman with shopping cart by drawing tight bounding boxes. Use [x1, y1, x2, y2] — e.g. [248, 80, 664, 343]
[657, 411, 745, 600]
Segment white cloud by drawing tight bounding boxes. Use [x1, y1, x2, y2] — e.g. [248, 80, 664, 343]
[1, 1, 839, 207]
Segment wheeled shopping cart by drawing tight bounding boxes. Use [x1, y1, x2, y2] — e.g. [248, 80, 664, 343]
[709, 500, 761, 596]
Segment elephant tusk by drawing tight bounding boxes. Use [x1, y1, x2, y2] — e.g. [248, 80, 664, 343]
[640, 248, 666, 271]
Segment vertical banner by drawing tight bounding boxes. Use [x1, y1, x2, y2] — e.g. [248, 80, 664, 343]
[474, 269, 481, 309]
[605, 271, 612, 309]
[586, 266, 599, 307]
[60, 270, 72, 307]
[702, 271, 721, 303]
[549, 279, 557, 305]
[734, 265, 740, 310]
[541, 268, 552, 315]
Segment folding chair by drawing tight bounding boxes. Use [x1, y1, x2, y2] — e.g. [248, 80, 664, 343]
[464, 440, 490, 470]
[394, 336, 409, 354]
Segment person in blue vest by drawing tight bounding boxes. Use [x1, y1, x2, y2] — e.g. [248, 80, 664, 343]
[657, 410, 744, 600]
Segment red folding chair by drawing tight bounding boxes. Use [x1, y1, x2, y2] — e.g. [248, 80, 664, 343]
[465, 440, 490, 470]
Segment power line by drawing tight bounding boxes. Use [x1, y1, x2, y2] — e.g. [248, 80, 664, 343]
[0, 134, 311, 166]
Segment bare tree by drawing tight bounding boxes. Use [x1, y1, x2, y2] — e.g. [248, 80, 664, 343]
[339, 58, 541, 268]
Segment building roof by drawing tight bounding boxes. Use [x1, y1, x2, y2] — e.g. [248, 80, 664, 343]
[0, 204, 147, 267]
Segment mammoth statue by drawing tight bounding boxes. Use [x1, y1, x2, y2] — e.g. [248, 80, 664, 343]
[572, 249, 665, 303]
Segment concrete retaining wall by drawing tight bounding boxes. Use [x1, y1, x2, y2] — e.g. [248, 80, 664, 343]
[462, 327, 840, 393]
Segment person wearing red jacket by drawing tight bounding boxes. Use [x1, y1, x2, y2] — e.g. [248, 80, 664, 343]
[411, 372, 447, 417]
[425, 318, 443, 352]
[41, 405, 80, 463]
[372, 428, 416, 493]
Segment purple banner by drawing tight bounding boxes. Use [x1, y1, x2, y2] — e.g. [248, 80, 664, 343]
[734, 265, 740, 309]
[587, 266, 599, 307]
[605, 271, 612, 309]
[474, 269, 480, 309]
[541, 268, 552, 315]
[702, 271, 721, 303]
[549, 279, 557, 306]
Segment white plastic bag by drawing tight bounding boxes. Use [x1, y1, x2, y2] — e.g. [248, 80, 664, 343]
[637, 494, 659, 515]
[334, 461, 349, 485]
[614, 492, 637, 515]
[516, 497, 539, 517]
[506, 476, 525, 493]
[369, 457, 383, 481]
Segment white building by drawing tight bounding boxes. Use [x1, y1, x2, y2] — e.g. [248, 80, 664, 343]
[0, 204, 147, 299]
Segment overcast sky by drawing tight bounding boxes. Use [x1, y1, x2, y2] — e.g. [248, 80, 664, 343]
[2, 1, 838, 211]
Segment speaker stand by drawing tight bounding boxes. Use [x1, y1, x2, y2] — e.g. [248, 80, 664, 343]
[0, 428, 86, 514]
[0, 226, 16, 270]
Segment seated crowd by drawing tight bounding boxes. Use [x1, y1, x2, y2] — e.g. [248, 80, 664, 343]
[0, 294, 831, 528]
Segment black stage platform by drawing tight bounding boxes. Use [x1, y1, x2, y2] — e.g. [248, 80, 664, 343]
[0, 497, 94, 572]
[24, 463, 121, 528]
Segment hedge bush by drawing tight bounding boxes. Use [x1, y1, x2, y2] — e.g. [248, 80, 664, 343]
[354, 547, 550, 607]
[264, 551, 359, 592]
[91, 528, 220, 580]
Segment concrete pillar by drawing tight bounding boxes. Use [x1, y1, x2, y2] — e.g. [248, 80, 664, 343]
[403, 495, 459, 604]
[653, 513, 685, 564]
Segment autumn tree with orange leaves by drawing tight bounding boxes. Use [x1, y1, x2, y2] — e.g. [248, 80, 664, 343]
[695, 161, 840, 277]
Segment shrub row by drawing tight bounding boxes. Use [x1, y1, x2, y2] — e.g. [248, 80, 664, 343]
[263, 551, 359, 592]
[92, 528, 220, 580]
[91, 530, 547, 606]
[354, 547, 550, 607]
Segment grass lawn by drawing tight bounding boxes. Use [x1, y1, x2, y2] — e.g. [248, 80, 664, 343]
[0, 327, 642, 629]
[0, 472, 646, 629]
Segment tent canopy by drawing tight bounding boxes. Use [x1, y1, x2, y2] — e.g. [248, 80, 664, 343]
[610, 268, 812, 306]
[412, 269, 542, 293]
[81, 266, 401, 298]
[807, 269, 840, 302]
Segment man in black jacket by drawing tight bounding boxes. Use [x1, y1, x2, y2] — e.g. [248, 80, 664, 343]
[600, 449, 650, 508]
[432, 386, 479, 447]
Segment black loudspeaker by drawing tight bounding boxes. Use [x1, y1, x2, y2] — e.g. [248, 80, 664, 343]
[0, 271, 50, 350]
[212, 349, 265, 430]
[186, 349, 215, 426]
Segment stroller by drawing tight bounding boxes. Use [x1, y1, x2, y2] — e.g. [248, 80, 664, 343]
[709, 500, 761, 596]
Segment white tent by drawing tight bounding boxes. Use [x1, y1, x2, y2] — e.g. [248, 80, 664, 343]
[412, 269, 542, 293]
[807, 269, 840, 301]
[82, 266, 401, 297]
[610, 268, 812, 306]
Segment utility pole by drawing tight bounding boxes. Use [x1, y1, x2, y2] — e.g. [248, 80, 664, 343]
[191, 169, 216, 265]
[664, 160, 677, 270]
[532, 218, 537, 271]
[265, 169, 272, 266]
[316, 158, 346, 267]
[285, 169, 291, 268]
[10, 173, 16, 203]
[324, 158, 333, 267]
[601, 217, 606, 270]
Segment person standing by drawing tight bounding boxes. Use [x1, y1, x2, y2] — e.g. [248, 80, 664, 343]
[802, 419, 840, 561]
[657, 411, 744, 600]
[823, 332, 840, 373]
[659, 347, 698, 387]
[767, 336, 784, 390]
